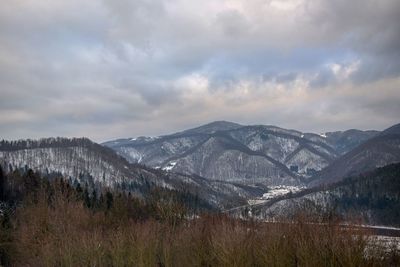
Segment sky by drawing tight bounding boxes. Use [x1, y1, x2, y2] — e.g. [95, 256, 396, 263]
[1, 0, 399, 142]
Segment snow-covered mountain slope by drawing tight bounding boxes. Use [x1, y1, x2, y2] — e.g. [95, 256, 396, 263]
[311, 123, 400, 186]
[324, 129, 379, 155]
[0, 138, 141, 187]
[0, 137, 268, 209]
[103, 121, 376, 185]
[165, 134, 299, 185]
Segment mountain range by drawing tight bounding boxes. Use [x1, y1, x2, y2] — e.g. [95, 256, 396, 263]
[1, 121, 399, 221]
[311, 123, 400, 186]
[103, 121, 379, 186]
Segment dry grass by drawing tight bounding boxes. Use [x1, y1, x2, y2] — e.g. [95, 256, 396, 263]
[2, 186, 398, 267]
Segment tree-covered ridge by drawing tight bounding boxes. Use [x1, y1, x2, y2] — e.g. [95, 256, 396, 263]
[257, 163, 400, 226]
[0, 137, 95, 151]
[0, 166, 212, 219]
[325, 163, 400, 225]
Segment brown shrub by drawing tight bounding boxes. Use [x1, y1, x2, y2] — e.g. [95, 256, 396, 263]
[5, 187, 399, 267]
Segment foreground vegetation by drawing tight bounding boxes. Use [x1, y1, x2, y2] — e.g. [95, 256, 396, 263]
[0, 168, 399, 266]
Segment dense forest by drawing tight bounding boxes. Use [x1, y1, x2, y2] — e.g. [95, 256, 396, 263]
[329, 163, 400, 225]
[0, 166, 399, 266]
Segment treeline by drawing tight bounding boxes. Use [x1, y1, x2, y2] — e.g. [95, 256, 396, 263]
[0, 166, 210, 222]
[1, 166, 399, 266]
[0, 137, 93, 151]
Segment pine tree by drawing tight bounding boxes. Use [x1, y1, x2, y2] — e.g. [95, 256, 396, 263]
[24, 169, 40, 198]
[106, 191, 113, 210]
[83, 188, 91, 208]
[91, 189, 97, 209]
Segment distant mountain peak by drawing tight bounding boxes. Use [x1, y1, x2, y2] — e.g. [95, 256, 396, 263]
[205, 120, 241, 126]
[181, 120, 243, 135]
[379, 123, 400, 136]
[196, 120, 242, 129]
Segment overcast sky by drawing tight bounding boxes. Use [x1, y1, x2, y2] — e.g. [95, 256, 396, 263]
[1, 0, 399, 142]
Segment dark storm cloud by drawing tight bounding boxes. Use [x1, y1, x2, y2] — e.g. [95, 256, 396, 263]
[0, 0, 399, 141]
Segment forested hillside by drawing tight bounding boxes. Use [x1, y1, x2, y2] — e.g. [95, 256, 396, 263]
[258, 163, 400, 226]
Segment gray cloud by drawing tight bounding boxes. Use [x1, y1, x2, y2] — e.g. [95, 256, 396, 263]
[0, 0, 399, 142]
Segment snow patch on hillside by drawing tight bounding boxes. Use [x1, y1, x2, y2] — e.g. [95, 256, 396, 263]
[118, 147, 143, 163]
[262, 185, 305, 200]
[162, 161, 176, 171]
